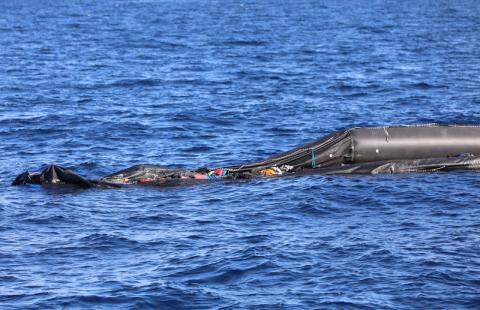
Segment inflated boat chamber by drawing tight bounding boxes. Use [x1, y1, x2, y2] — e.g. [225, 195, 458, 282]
[12, 125, 480, 188]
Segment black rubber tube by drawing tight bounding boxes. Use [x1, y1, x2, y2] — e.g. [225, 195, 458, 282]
[351, 125, 480, 163]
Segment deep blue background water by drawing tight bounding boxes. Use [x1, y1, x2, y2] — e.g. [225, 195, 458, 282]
[1, 0, 480, 309]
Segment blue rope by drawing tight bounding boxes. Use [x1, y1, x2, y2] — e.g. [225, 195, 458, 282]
[311, 148, 316, 168]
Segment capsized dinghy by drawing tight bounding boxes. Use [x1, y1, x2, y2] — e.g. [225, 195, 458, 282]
[12, 125, 480, 188]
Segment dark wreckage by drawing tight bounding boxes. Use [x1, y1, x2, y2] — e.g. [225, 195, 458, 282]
[12, 125, 480, 188]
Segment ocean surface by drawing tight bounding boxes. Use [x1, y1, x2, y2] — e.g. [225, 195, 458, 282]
[1, 0, 480, 309]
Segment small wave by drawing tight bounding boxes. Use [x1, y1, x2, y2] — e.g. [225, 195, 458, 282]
[33, 294, 139, 310]
[300, 48, 318, 54]
[0, 275, 19, 282]
[294, 202, 335, 216]
[76, 98, 93, 103]
[76, 161, 97, 169]
[75, 78, 164, 89]
[110, 78, 163, 88]
[419, 260, 442, 267]
[64, 23, 82, 29]
[358, 25, 393, 34]
[400, 221, 420, 228]
[316, 301, 376, 309]
[180, 145, 215, 153]
[266, 127, 297, 134]
[328, 83, 380, 93]
[171, 78, 205, 85]
[79, 233, 139, 249]
[405, 82, 446, 90]
[358, 249, 401, 264]
[22, 215, 68, 224]
[2, 127, 71, 137]
[0, 113, 65, 124]
[344, 92, 369, 98]
[120, 41, 188, 49]
[240, 234, 271, 244]
[222, 39, 268, 46]
[184, 261, 277, 285]
[128, 213, 184, 223]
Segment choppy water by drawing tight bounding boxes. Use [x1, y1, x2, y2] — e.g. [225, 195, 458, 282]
[1, 0, 480, 309]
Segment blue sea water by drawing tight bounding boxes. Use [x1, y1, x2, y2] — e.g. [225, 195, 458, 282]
[1, 0, 480, 308]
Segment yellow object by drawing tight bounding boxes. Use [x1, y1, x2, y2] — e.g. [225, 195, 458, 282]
[260, 168, 275, 176]
[259, 167, 282, 176]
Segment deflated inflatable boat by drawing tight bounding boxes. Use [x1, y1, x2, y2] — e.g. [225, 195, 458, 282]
[12, 125, 480, 188]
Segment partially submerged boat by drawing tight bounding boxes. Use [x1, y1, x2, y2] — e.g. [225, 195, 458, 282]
[12, 124, 480, 188]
